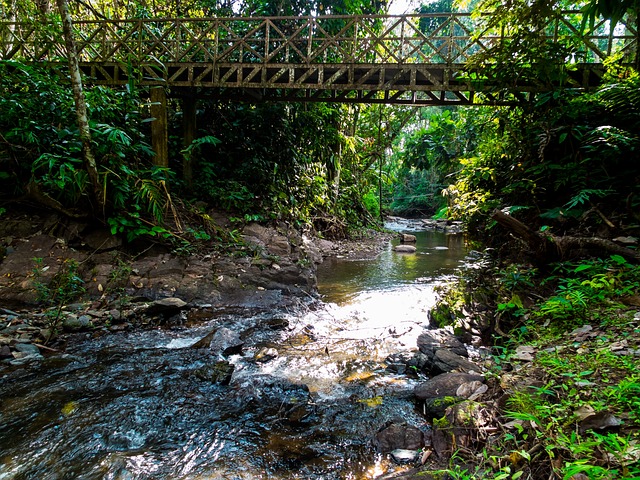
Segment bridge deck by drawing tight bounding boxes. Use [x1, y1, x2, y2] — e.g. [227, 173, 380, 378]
[1, 13, 636, 104]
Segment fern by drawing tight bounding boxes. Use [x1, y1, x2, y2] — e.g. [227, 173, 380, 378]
[135, 178, 165, 223]
[564, 189, 613, 210]
[597, 77, 640, 125]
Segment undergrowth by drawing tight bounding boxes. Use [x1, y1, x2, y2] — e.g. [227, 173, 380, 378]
[427, 255, 640, 479]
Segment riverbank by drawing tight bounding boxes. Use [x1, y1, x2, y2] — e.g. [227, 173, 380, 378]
[0, 208, 398, 364]
[392, 252, 640, 479]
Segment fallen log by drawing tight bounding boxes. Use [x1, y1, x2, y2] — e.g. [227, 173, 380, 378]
[492, 209, 640, 264]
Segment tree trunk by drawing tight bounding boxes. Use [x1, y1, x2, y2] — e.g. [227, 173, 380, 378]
[56, 0, 104, 216]
[150, 86, 169, 168]
[492, 209, 640, 263]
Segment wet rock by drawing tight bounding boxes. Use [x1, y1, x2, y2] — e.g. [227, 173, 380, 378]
[385, 351, 429, 375]
[265, 317, 289, 330]
[14, 343, 40, 356]
[394, 245, 417, 253]
[255, 347, 278, 363]
[192, 327, 244, 357]
[63, 314, 92, 332]
[390, 449, 420, 464]
[10, 353, 44, 365]
[231, 376, 312, 422]
[415, 372, 486, 419]
[193, 360, 235, 385]
[400, 234, 417, 243]
[145, 297, 188, 316]
[0, 345, 12, 359]
[375, 422, 424, 453]
[433, 349, 481, 374]
[417, 330, 468, 358]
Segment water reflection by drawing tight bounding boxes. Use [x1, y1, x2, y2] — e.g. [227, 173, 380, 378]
[317, 231, 466, 305]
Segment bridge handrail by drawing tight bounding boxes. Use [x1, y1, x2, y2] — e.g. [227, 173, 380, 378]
[0, 12, 636, 66]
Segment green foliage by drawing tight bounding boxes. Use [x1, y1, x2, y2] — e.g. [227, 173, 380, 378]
[181, 135, 221, 165]
[446, 74, 640, 243]
[386, 107, 491, 218]
[361, 191, 380, 219]
[581, 0, 639, 33]
[32, 257, 85, 307]
[466, 0, 581, 94]
[32, 257, 86, 334]
[389, 167, 445, 216]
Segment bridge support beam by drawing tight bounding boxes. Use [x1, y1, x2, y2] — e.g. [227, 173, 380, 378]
[150, 86, 169, 168]
[182, 96, 197, 189]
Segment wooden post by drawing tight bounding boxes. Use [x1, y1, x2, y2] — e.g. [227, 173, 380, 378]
[182, 96, 197, 188]
[150, 86, 169, 168]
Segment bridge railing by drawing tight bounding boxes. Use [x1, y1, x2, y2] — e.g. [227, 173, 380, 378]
[0, 13, 636, 66]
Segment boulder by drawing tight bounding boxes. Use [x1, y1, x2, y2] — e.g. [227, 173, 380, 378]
[414, 372, 485, 419]
[433, 349, 481, 374]
[400, 234, 417, 243]
[416, 330, 478, 375]
[375, 422, 424, 453]
[192, 327, 244, 357]
[145, 297, 188, 316]
[242, 223, 292, 256]
[417, 330, 468, 358]
[414, 372, 485, 401]
[394, 245, 417, 253]
[62, 314, 92, 332]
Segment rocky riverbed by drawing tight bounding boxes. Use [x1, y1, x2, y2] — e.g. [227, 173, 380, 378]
[0, 210, 399, 367]
[9, 212, 614, 479]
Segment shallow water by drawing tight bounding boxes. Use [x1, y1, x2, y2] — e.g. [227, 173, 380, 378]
[0, 225, 468, 479]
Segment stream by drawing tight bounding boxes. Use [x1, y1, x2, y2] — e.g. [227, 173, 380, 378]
[0, 222, 468, 480]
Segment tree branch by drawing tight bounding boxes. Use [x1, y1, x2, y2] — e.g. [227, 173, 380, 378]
[492, 209, 640, 263]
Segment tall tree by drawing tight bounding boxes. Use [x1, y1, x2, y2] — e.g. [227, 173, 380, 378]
[55, 0, 104, 215]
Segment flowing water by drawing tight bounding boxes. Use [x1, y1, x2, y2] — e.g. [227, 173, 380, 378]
[0, 222, 468, 480]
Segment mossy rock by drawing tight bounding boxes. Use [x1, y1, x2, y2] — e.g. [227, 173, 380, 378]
[423, 395, 461, 420]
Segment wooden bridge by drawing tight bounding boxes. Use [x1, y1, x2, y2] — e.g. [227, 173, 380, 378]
[0, 13, 636, 105]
